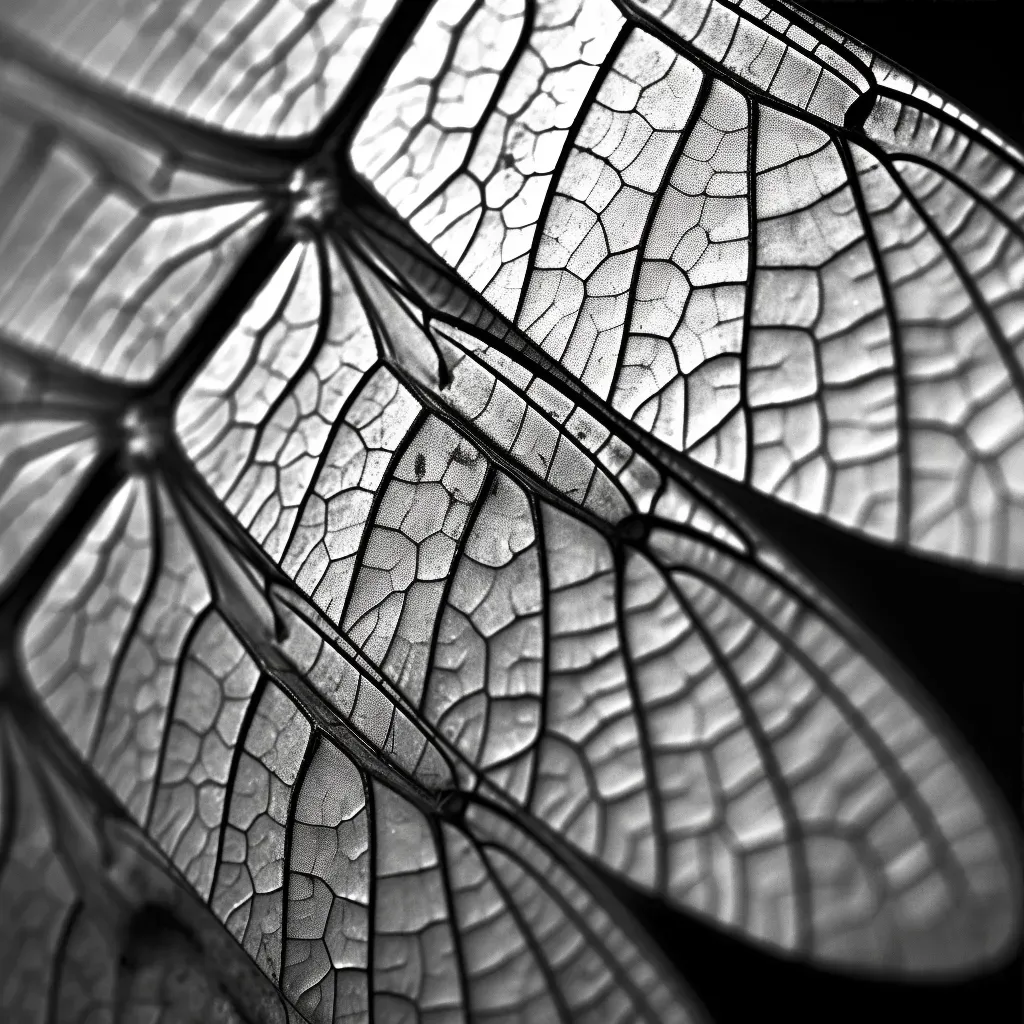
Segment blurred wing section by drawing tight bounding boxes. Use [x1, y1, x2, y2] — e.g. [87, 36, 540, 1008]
[0, 0, 401, 137]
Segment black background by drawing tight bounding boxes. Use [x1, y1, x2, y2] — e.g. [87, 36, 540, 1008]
[802, 0, 1023, 147]
[618, 3, 1022, 1021]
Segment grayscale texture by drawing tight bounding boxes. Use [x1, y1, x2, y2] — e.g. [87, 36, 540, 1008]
[0, 2, 1021, 1023]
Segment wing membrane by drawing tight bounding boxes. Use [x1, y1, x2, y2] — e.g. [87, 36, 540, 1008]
[0, 47, 276, 383]
[279, 731, 699, 1023]
[1, 239, 706, 1021]
[2, 1, 1022, 1020]
[353, 0, 1024, 571]
[0, 698, 289, 1024]
[171, 227, 1020, 972]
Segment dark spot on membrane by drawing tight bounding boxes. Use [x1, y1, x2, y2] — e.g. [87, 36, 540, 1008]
[123, 905, 195, 964]
[617, 515, 650, 544]
[273, 606, 290, 643]
[845, 89, 877, 133]
[414, 452, 426, 479]
[436, 789, 469, 824]
[120, 907, 243, 1023]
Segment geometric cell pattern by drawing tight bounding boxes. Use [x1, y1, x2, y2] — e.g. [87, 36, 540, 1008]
[355, 0, 1024, 570]
[1, 1, 1022, 1022]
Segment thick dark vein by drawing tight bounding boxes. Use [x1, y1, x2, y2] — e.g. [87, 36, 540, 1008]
[672, 557, 976, 897]
[464, 830, 574, 1024]
[0, 30, 311, 180]
[418, 465, 496, 716]
[0, 452, 124, 632]
[144, 215, 294, 407]
[872, 86, 1024, 177]
[877, 150, 1024, 404]
[740, 97, 759, 483]
[835, 135, 910, 544]
[318, 0, 436, 156]
[657, 561, 813, 954]
[613, 542, 668, 891]
[432, 819, 472, 1020]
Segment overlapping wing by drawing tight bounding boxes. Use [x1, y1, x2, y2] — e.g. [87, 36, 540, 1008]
[0, 39, 289, 383]
[173, 224, 1020, 973]
[1, 2, 1022, 1022]
[0, 688, 289, 1024]
[2, 346, 702, 1024]
[352, 0, 1024, 571]
[0, 179, 704, 1022]
[275, 703, 696, 1024]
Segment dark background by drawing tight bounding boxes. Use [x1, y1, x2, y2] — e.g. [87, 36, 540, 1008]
[802, 0, 1023, 147]
[621, 2, 1022, 1021]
